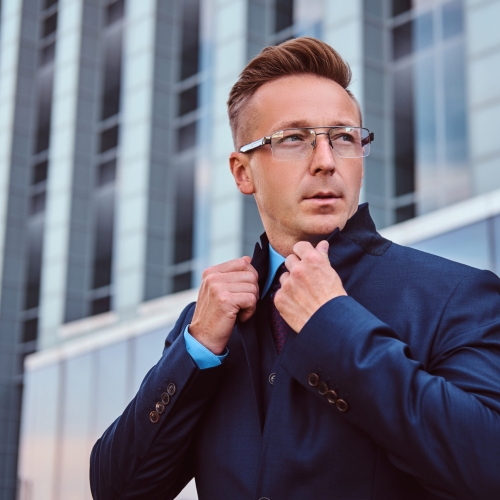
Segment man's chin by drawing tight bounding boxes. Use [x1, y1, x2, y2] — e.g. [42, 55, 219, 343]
[298, 214, 348, 241]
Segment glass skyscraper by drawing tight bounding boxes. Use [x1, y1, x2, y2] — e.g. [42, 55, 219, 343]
[0, 0, 499, 498]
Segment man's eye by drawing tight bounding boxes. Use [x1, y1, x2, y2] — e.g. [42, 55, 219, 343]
[332, 134, 355, 143]
[281, 134, 304, 143]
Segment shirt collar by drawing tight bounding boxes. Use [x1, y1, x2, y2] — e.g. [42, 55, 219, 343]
[261, 244, 286, 298]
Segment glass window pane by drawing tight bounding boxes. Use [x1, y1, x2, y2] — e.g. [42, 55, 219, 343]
[58, 354, 94, 500]
[393, 0, 412, 17]
[443, 43, 467, 164]
[43, 12, 58, 38]
[30, 192, 46, 215]
[101, 25, 123, 119]
[442, 0, 463, 39]
[106, 0, 125, 26]
[275, 0, 294, 33]
[97, 159, 116, 186]
[91, 296, 111, 315]
[179, 85, 199, 116]
[100, 124, 119, 152]
[393, 21, 412, 60]
[414, 11, 433, 51]
[18, 365, 60, 499]
[39, 42, 55, 66]
[174, 160, 195, 264]
[92, 185, 115, 289]
[33, 160, 48, 184]
[414, 54, 436, 164]
[35, 67, 54, 153]
[411, 220, 492, 271]
[22, 318, 38, 343]
[177, 122, 197, 152]
[396, 204, 415, 223]
[131, 327, 170, 395]
[180, 0, 200, 80]
[173, 271, 192, 292]
[24, 217, 44, 309]
[393, 64, 415, 196]
[94, 341, 129, 438]
[364, 0, 383, 18]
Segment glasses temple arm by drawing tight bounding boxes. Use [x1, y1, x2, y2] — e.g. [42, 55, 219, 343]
[361, 132, 375, 147]
[239, 136, 272, 153]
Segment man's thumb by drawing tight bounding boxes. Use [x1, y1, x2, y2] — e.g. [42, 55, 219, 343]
[316, 240, 329, 260]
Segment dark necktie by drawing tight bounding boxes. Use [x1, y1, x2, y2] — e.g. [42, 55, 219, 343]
[268, 263, 293, 354]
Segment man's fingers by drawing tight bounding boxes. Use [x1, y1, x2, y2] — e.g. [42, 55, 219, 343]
[214, 282, 259, 297]
[205, 270, 258, 286]
[292, 241, 315, 259]
[284, 254, 300, 272]
[203, 256, 258, 279]
[235, 292, 258, 320]
[315, 240, 330, 260]
[279, 271, 290, 286]
[292, 240, 330, 261]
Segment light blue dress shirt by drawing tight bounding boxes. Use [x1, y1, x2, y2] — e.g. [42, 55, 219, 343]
[185, 244, 286, 369]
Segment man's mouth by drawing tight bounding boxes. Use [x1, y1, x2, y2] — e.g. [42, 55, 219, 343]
[306, 191, 340, 200]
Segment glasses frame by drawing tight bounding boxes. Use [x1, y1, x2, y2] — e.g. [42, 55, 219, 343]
[239, 126, 375, 160]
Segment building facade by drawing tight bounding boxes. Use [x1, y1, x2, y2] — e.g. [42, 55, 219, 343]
[0, 0, 498, 498]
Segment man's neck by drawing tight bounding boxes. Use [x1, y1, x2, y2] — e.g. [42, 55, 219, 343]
[267, 233, 329, 257]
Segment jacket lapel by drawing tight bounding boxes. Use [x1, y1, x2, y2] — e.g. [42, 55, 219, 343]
[236, 234, 269, 431]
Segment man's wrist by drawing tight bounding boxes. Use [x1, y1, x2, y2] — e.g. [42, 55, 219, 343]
[188, 326, 227, 355]
[184, 326, 228, 370]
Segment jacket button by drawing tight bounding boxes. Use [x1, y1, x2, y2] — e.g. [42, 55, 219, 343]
[336, 399, 349, 412]
[149, 411, 160, 423]
[258, 498, 270, 500]
[156, 402, 165, 414]
[308, 373, 319, 387]
[326, 389, 338, 404]
[167, 383, 176, 396]
[318, 381, 328, 396]
[269, 373, 276, 385]
[161, 392, 170, 405]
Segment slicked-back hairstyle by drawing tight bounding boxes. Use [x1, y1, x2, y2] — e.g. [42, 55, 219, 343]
[227, 37, 359, 148]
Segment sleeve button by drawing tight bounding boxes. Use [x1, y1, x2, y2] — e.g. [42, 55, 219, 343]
[161, 392, 170, 405]
[149, 411, 160, 423]
[336, 399, 349, 412]
[156, 402, 165, 414]
[167, 383, 176, 396]
[308, 373, 319, 387]
[326, 390, 338, 404]
[318, 381, 328, 396]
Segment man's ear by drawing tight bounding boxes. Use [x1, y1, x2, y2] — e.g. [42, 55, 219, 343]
[229, 152, 255, 195]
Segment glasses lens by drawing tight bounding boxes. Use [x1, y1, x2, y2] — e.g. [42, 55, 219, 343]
[329, 127, 371, 158]
[271, 129, 315, 161]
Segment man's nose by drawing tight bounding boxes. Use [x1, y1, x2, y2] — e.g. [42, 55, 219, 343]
[310, 133, 336, 174]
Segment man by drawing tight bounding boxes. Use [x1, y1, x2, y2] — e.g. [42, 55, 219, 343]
[90, 38, 500, 499]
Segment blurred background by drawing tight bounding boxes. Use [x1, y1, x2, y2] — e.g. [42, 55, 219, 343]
[0, 0, 499, 498]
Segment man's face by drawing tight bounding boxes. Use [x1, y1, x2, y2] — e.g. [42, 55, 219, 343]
[230, 74, 364, 250]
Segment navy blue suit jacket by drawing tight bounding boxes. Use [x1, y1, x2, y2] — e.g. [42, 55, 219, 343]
[90, 204, 500, 499]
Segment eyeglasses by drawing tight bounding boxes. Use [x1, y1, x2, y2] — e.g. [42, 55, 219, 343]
[239, 126, 374, 161]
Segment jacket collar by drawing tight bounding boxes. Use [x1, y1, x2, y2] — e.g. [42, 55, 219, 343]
[251, 203, 391, 285]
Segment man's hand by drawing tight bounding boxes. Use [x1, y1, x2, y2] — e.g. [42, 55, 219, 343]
[275, 240, 347, 332]
[189, 257, 259, 355]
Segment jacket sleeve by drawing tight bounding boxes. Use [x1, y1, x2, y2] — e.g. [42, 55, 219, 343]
[90, 302, 225, 499]
[280, 269, 500, 500]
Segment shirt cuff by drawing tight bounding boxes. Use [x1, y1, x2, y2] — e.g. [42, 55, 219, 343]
[184, 325, 229, 369]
